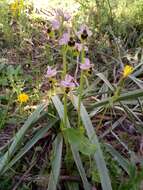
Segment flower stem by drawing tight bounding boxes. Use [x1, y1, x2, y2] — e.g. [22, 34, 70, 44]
[77, 71, 84, 128]
[112, 77, 125, 102]
[96, 105, 108, 131]
[62, 46, 67, 78]
[62, 46, 68, 128]
[64, 91, 67, 127]
[97, 77, 125, 131]
[77, 49, 85, 128]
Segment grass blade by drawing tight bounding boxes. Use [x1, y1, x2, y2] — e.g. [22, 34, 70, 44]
[105, 143, 130, 174]
[71, 95, 112, 190]
[2, 119, 58, 174]
[0, 103, 46, 173]
[65, 182, 79, 190]
[130, 76, 143, 89]
[48, 134, 63, 190]
[96, 73, 114, 92]
[90, 89, 143, 117]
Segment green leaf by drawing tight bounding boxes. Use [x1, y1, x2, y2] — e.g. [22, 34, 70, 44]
[105, 143, 130, 174]
[65, 182, 79, 190]
[71, 95, 112, 190]
[1, 119, 57, 174]
[64, 128, 96, 156]
[96, 73, 114, 92]
[90, 89, 143, 117]
[52, 95, 91, 190]
[0, 103, 46, 174]
[130, 76, 143, 89]
[48, 134, 63, 190]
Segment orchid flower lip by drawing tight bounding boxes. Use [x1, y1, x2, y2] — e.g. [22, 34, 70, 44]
[76, 24, 92, 40]
[47, 27, 52, 33]
[68, 37, 75, 47]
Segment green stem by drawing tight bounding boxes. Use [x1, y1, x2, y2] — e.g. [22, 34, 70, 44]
[77, 71, 84, 128]
[63, 92, 70, 166]
[64, 92, 67, 128]
[77, 49, 85, 128]
[112, 77, 125, 102]
[106, 0, 114, 26]
[62, 46, 67, 78]
[62, 46, 68, 128]
[0, 93, 14, 130]
[96, 105, 108, 131]
[97, 77, 125, 131]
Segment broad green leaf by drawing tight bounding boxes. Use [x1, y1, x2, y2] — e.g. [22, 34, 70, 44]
[0, 103, 46, 173]
[52, 95, 91, 190]
[1, 119, 58, 174]
[64, 128, 81, 148]
[70, 95, 112, 190]
[48, 134, 63, 190]
[64, 128, 96, 156]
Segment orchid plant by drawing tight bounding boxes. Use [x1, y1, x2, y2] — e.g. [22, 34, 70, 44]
[0, 7, 137, 190]
[43, 15, 135, 190]
[47, 16, 94, 131]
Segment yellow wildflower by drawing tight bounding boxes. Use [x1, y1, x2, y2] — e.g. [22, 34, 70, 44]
[123, 65, 133, 78]
[10, 0, 24, 17]
[18, 93, 29, 104]
[10, 0, 18, 15]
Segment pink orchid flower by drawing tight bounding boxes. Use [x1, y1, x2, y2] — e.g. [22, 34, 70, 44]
[61, 74, 76, 88]
[56, 8, 71, 21]
[63, 12, 71, 21]
[45, 66, 57, 78]
[80, 58, 93, 70]
[51, 19, 61, 30]
[59, 32, 70, 45]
